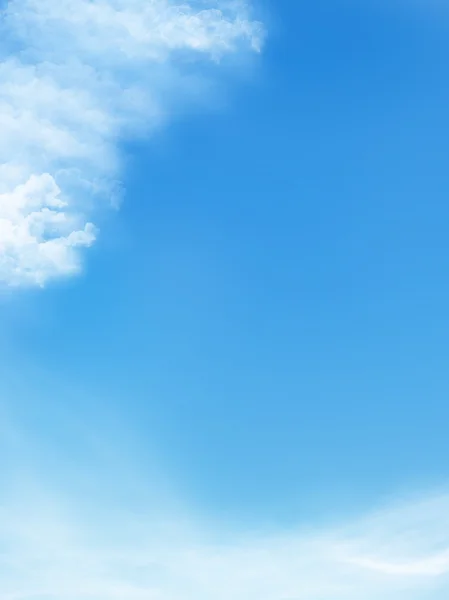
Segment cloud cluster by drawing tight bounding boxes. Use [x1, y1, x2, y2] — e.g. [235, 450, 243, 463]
[0, 0, 262, 287]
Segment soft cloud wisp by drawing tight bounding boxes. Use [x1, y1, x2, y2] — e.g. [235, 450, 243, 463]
[0, 0, 262, 287]
[3, 477, 449, 599]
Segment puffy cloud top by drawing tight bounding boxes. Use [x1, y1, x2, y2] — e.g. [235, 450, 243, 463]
[0, 0, 262, 287]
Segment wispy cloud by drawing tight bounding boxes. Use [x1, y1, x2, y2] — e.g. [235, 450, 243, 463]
[0, 0, 262, 287]
[2, 401, 449, 600]
[2, 445, 449, 600]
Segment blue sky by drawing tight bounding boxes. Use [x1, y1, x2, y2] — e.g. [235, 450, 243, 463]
[2, 0, 449, 598]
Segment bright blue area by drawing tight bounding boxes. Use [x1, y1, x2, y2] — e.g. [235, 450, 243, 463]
[5, 0, 449, 523]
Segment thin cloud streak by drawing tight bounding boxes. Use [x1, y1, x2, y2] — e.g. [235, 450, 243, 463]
[2, 460, 449, 599]
[2, 405, 449, 600]
[0, 0, 262, 287]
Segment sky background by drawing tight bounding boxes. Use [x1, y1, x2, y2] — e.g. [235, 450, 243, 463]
[2, 0, 449, 598]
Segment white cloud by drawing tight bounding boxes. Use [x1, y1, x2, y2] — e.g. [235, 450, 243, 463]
[0, 174, 96, 286]
[0, 0, 262, 287]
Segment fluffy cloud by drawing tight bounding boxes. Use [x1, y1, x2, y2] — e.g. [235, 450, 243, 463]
[0, 173, 96, 286]
[0, 0, 262, 287]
